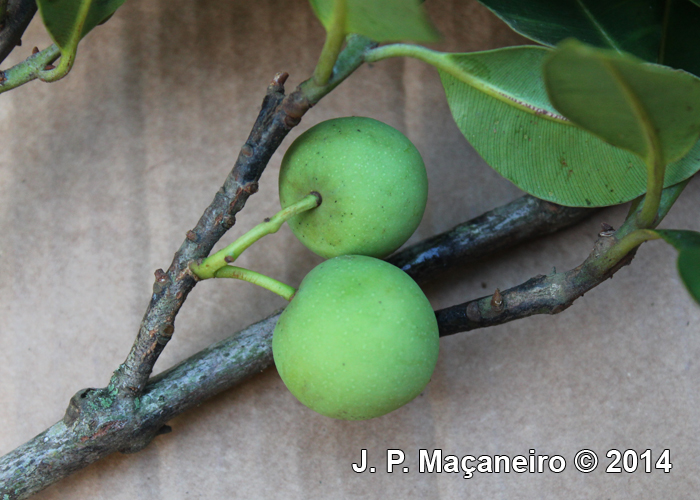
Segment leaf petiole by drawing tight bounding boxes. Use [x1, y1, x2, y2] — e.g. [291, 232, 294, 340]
[595, 60, 665, 229]
[39, 0, 93, 83]
[191, 192, 322, 280]
[313, 0, 348, 86]
[602, 229, 661, 267]
[590, 179, 690, 274]
[636, 153, 665, 228]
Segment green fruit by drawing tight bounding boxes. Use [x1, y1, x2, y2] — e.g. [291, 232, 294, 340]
[279, 116, 428, 259]
[272, 255, 439, 420]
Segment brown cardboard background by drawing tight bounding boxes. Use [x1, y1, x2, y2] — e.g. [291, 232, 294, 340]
[1, 0, 699, 498]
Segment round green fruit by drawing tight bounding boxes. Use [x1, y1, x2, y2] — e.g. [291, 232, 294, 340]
[272, 255, 439, 420]
[279, 116, 428, 259]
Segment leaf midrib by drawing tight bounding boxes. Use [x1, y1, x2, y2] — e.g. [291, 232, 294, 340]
[427, 49, 571, 124]
[574, 0, 622, 52]
[658, 0, 672, 65]
[367, 44, 572, 124]
[604, 59, 661, 164]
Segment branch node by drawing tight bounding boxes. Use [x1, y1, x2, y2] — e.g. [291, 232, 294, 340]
[152, 270, 170, 293]
[63, 389, 92, 426]
[154, 268, 168, 283]
[186, 230, 198, 242]
[599, 222, 615, 237]
[466, 301, 481, 322]
[156, 325, 175, 345]
[490, 288, 504, 311]
[284, 113, 302, 128]
[269, 71, 289, 93]
[282, 92, 311, 128]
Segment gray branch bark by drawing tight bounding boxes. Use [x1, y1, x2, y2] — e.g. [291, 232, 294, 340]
[0, 313, 278, 498]
[5, 176, 684, 498]
[388, 195, 594, 282]
[110, 35, 376, 398]
[0, 0, 35, 65]
[0, 35, 379, 499]
[0, 191, 597, 499]
[435, 181, 687, 335]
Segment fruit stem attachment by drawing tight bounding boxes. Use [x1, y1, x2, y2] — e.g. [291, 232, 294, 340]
[191, 192, 322, 280]
[602, 229, 661, 266]
[313, 0, 347, 86]
[214, 266, 297, 301]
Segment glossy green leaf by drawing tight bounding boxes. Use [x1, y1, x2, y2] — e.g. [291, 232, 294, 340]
[435, 46, 700, 206]
[309, 0, 439, 43]
[38, 0, 126, 49]
[661, 0, 700, 77]
[477, 0, 700, 77]
[543, 40, 700, 166]
[691, 0, 700, 6]
[652, 229, 700, 304]
[678, 248, 700, 304]
[478, 0, 660, 60]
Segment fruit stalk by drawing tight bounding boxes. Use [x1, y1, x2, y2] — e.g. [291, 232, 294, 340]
[214, 266, 297, 301]
[191, 192, 322, 280]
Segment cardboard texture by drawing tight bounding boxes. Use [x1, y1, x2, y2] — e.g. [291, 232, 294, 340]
[1, 0, 699, 498]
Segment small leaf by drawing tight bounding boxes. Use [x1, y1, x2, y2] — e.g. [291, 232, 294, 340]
[652, 229, 700, 304]
[435, 46, 700, 206]
[477, 0, 700, 77]
[309, 0, 439, 43]
[677, 249, 700, 304]
[654, 229, 700, 250]
[38, 0, 126, 49]
[543, 40, 700, 166]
